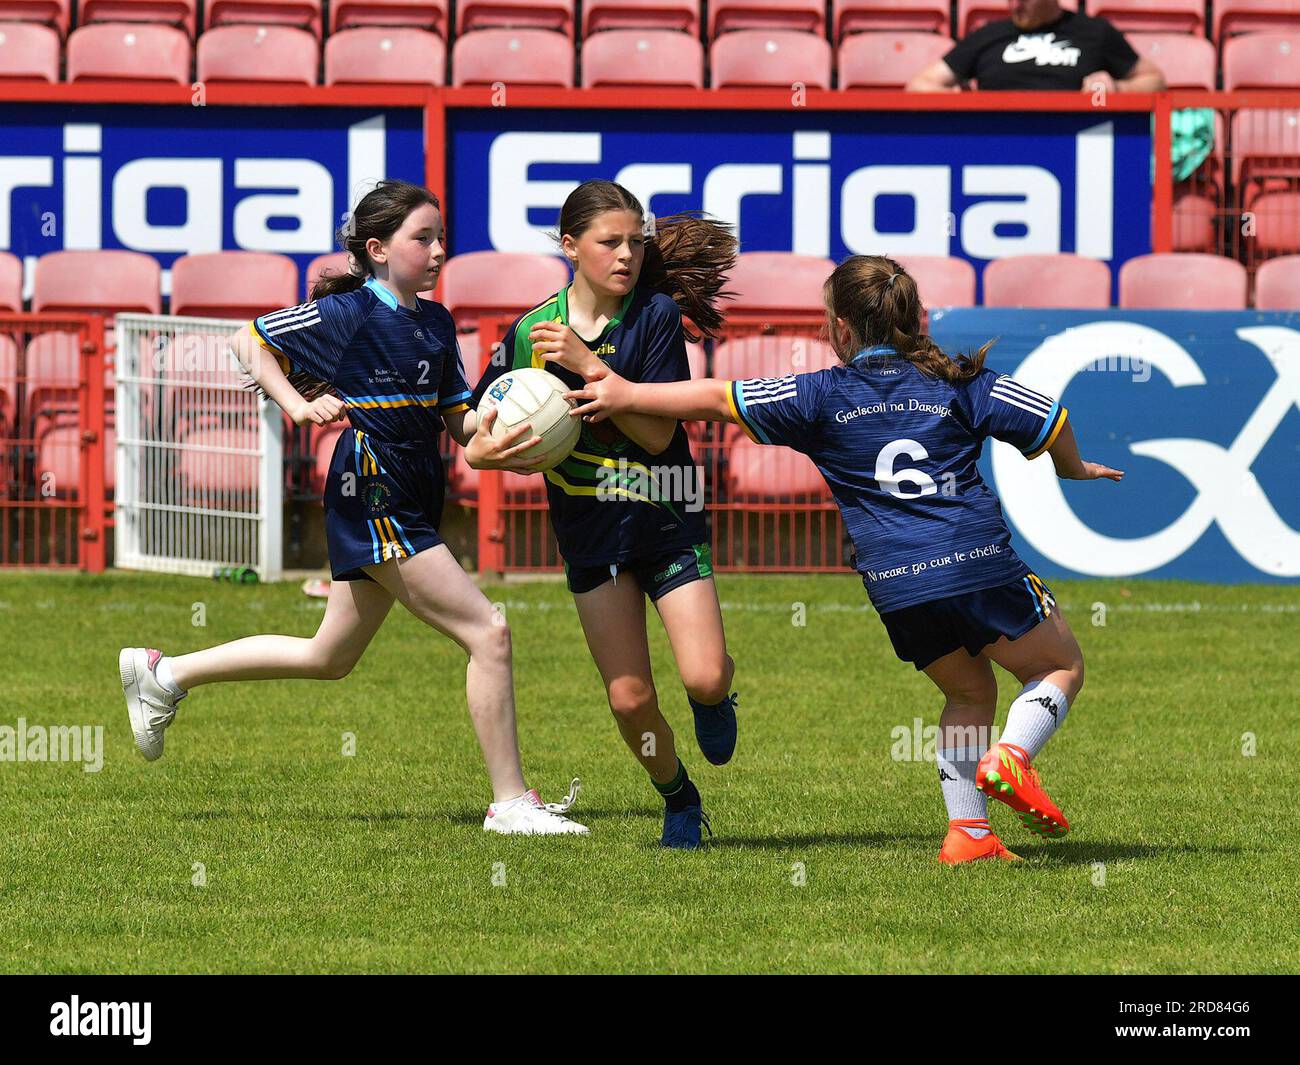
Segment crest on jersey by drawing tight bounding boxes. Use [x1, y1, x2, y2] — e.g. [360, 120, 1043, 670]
[362, 480, 392, 515]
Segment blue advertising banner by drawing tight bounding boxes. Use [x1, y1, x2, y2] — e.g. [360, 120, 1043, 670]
[0, 104, 424, 298]
[447, 108, 1151, 300]
[928, 309, 1300, 583]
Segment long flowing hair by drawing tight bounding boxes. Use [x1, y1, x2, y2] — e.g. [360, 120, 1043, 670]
[556, 179, 737, 341]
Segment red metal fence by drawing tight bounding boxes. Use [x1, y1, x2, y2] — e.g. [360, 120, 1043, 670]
[0, 314, 109, 571]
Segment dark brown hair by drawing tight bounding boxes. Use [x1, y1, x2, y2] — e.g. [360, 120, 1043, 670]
[557, 179, 736, 341]
[310, 179, 441, 300]
[256, 180, 440, 401]
[823, 255, 992, 383]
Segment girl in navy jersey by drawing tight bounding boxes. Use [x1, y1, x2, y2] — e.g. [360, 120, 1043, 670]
[470, 180, 739, 849]
[556, 254, 1125, 863]
[118, 180, 586, 837]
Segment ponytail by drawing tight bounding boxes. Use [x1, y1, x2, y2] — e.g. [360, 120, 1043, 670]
[824, 254, 991, 383]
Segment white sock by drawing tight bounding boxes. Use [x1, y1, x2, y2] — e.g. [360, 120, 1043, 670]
[937, 746, 988, 837]
[155, 656, 186, 698]
[1000, 680, 1070, 761]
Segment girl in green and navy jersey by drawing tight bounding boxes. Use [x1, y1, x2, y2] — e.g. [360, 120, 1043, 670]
[471, 181, 739, 849]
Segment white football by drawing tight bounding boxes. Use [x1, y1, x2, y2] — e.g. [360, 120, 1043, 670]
[481, 367, 581, 471]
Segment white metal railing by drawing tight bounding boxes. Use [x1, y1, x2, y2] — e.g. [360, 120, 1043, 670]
[114, 313, 282, 581]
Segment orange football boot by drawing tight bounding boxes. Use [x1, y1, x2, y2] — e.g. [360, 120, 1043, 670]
[938, 819, 1020, 864]
[976, 742, 1070, 839]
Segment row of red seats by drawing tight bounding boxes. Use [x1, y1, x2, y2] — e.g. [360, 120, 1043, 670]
[9, 23, 1300, 87]
[10, 21, 1300, 87]
[2, 0, 1297, 44]
[4, 247, 1300, 321]
[4, 248, 1300, 321]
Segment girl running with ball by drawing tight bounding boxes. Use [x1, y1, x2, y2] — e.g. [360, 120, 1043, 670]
[118, 179, 586, 837]
[469, 180, 739, 849]
[554, 254, 1125, 863]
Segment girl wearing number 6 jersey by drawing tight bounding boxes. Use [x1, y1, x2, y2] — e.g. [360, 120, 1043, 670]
[554, 254, 1125, 864]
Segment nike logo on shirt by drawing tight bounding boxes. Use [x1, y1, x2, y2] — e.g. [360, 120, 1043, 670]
[1002, 33, 1082, 67]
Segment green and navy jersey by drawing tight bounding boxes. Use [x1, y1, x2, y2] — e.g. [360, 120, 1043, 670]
[251, 276, 471, 444]
[728, 347, 1069, 613]
[471, 285, 706, 567]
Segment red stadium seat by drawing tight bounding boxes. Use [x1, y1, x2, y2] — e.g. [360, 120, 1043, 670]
[726, 432, 828, 501]
[1171, 192, 1218, 251]
[1223, 33, 1300, 89]
[711, 30, 832, 89]
[1230, 109, 1300, 192]
[982, 254, 1112, 308]
[1119, 253, 1248, 309]
[440, 252, 570, 331]
[452, 27, 575, 86]
[305, 252, 354, 299]
[1253, 254, 1300, 308]
[330, 0, 447, 35]
[451, 449, 546, 501]
[457, 0, 574, 36]
[1244, 190, 1300, 256]
[170, 252, 298, 319]
[79, 0, 197, 37]
[839, 32, 954, 89]
[0, 333, 18, 433]
[1087, 0, 1204, 35]
[725, 253, 834, 317]
[34, 251, 161, 316]
[177, 423, 260, 499]
[893, 255, 976, 308]
[583, 0, 700, 36]
[66, 22, 191, 83]
[309, 421, 349, 494]
[1215, 0, 1300, 41]
[324, 26, 446, 85]
[710, 0, 824, 37]
[958, 0, 1077, 36]
[197, 25, 319, 84]
[1128, 32, 1216, 88]
[0, 251, 20, 310]
[581, 29, 703, 87]
[0, 21, 59, 80]
[0, 0, 69, 38]
[206, 0, 321, 37]
[834, 0, 950, 37]
[34, 413, 116, 497]
[713, 334, 838, 379]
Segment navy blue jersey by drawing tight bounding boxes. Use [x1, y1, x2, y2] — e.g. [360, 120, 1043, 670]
[728, 347, 1069, 613]
[251, 276, 471, 443]
[471, 285, 706, 568]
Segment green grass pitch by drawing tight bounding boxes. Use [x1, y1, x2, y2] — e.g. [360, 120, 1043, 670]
[2, 571, 1296, 973]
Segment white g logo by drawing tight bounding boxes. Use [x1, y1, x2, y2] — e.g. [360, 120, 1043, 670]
[993, 323, 1300, 577]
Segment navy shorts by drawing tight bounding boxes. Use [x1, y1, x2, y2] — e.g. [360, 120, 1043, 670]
[323, 428, 445, 582]
[565, 542, 714, 602]
[878, 572, 1057, 670]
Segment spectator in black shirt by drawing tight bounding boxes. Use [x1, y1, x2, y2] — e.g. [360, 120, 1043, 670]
[906, 0, 1165, 93]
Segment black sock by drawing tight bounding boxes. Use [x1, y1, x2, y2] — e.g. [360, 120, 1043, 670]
[653, 760, 700, 812]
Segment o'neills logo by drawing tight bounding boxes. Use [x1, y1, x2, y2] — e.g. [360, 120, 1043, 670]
[50, 997, 151, 1044]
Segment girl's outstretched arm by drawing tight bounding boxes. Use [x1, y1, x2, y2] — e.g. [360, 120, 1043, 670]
[566, 369, 735, 425]
[1047, 418, 1124, 481]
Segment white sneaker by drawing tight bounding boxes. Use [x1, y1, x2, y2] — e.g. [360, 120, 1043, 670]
[119, 648, 185, 761]
[483, 787, 589, 836]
